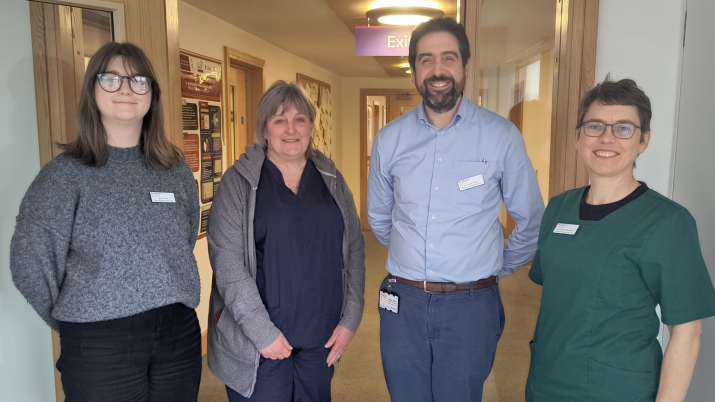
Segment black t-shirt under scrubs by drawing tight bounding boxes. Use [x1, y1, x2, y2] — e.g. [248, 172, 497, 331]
[254, 158, 344, 348]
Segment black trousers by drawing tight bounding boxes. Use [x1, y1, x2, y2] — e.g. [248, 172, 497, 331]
[57, 303, 202, 402]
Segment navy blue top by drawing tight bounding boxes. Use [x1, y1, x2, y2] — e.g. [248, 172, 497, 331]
[254, 158, 344, 347]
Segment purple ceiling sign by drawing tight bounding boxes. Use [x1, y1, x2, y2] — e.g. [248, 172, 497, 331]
[355, 26, 414, 56]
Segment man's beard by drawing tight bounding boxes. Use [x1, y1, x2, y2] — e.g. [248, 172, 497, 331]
[418, 75, 466, 114]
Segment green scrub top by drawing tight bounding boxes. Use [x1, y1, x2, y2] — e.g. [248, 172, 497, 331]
[526, 187, 715, 402]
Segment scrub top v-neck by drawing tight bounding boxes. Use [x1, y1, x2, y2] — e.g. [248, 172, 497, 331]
[526, 186, 715, 402]
[253, 158, 344, 348]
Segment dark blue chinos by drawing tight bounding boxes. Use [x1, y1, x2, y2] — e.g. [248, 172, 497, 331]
[379, 278, 505, 402]
[226, 159, 344, 402]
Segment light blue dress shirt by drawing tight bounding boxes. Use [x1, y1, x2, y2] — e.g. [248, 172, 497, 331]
[367, 96, 544, 282]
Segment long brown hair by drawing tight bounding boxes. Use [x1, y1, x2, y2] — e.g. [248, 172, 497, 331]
[61, 42, 182, 169]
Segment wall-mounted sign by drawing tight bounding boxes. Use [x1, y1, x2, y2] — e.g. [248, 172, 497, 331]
[355, 26, 414, 56]
[180, 52, 221, 102]
[180, 49, 223, 210]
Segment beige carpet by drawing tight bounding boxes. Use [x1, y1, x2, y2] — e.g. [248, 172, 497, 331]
[198, 230, 542, 401]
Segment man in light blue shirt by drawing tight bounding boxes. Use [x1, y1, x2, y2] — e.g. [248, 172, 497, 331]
[368, 17, 544, 402]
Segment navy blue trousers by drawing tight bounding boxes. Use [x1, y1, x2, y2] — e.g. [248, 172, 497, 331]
[57, 303, 202, 402]
[225, 337, 334, 402]
[379, 276, 505, 402]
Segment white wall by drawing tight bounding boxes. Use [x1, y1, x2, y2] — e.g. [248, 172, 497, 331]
[671, 1, 715, 399]
[0, 0, 57, 400]
[595, 0, 686, 197]
[178, 0, 346, 332]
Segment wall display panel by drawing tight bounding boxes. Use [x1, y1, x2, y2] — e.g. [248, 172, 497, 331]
[180, 49, 223, 238]
[297, 73, 332, 158]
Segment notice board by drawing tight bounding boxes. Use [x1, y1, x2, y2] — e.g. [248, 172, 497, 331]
[180, 49, 223, 239]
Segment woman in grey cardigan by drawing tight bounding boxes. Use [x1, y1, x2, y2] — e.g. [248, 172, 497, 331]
[10, 42, 201, 401]
[207, 80, 365, 401]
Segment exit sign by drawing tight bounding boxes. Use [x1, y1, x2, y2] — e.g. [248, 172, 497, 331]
[355, 26, 414, 56]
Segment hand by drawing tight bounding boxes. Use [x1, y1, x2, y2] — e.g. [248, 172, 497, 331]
[324, 325, 354, 367]
[259, 332, 292, 360]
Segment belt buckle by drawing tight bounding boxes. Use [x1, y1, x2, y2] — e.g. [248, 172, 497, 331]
[423, 281, 428, 292]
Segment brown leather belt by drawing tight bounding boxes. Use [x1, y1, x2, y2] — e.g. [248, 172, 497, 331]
[389, 274, 497, 293]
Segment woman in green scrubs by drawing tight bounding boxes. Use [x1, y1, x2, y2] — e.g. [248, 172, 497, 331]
[526, 77, 715, 402]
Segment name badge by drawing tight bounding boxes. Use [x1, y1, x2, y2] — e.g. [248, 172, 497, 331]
[553, 223, 579, 235]
[150, 192, 176, 203]
[458, 174, 485, 191]
[379, 290, 399, 314]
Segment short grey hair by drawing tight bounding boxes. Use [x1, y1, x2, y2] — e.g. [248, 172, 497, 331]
[255, 80, 317, 159]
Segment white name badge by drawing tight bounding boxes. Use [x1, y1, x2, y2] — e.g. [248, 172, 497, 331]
[150, 192, 176, 203]
[553, 223, 579, 235]
[458, 174, 485, 191]
[379, 290, 399, 313]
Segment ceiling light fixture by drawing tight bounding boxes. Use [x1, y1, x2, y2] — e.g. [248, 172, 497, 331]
[366, 6, 444, 26]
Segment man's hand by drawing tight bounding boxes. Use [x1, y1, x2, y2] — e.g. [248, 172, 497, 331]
[259, 332, 292, 360]
[324, 325, 354, 367]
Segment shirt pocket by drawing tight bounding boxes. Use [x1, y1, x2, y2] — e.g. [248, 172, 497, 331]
[450, 161, 488, 213]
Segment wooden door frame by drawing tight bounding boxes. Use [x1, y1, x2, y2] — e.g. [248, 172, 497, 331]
[30, 0, 126, 169]
[36, 0, 127, 41]
[548, 0, 599, 197]
[359, 88, 420, 230]
[223, 46, 265, 163]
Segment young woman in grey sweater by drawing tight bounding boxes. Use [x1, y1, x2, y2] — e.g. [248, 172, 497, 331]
[10, 42, 202, 401]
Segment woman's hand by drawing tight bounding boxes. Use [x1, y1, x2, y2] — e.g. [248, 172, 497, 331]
[325, 325, 355, 367]
[259, 332, 293, 360]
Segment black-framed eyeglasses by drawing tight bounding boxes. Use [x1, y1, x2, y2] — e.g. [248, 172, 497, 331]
[96, 73, 152, 95]
[580, 121, 641, 139]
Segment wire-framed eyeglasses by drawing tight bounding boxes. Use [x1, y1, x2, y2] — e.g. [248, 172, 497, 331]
[96, 73, 152, 95]
[580, 121, 641, 139]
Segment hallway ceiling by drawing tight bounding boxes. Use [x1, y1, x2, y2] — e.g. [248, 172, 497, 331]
[183, 0, 555, 78]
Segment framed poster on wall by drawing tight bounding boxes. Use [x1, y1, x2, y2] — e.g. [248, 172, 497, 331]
[180, 49, 223, 209]
[297, 73, 332, 158]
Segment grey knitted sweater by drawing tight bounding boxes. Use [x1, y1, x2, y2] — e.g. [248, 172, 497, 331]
[10, 145, 201, 331]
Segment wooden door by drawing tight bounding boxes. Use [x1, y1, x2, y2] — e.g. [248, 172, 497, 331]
[31, 3, 87, 165]
[388, 93, 422, 121]
[360, 89, 421, 229]
[223, 47, 265, 163]
[228, 66, 248, 160]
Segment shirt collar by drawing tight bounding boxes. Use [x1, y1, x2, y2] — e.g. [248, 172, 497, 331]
[416, 92, 467, 131]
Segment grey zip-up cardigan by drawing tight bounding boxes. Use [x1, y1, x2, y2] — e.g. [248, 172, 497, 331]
[206, 145, 365, 397]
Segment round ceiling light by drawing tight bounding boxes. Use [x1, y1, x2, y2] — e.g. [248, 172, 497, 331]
[366, 6, 445, 26]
